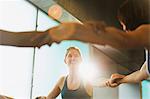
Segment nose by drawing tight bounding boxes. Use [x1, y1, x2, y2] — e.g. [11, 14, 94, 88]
[71, 56, 76, 60]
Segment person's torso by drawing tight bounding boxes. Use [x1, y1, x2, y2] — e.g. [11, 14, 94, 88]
[61, 77, 91, 99]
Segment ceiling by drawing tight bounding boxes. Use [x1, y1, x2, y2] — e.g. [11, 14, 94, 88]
[54, 0, 124, 27]
[28, 0, 145, 74]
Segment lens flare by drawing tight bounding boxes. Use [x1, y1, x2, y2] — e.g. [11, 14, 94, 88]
[79, 61, 99, 82]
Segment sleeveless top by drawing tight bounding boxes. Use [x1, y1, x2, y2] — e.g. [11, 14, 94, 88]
[61, 77, 91, 99]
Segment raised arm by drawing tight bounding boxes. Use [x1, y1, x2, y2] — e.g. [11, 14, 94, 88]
[0, 29, 53, 48]
[1, 22, 149, 49]
[48, 22, 150, 49]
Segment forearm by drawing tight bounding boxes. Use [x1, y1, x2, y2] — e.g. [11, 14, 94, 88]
[46, 93, 58, 99]
[0, 30, 51, 47]
[99, 82, 107, 87]
[46, 86, 61, 99]
[91, 78, 108, 87]
[46, 97, 55, 99]
[119, 70, 147, 84]
[103, 27, 140, 49]
[75, 23, 142, 49]
[55, 22, 134, 49]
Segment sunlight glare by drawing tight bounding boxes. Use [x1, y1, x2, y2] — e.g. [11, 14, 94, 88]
[79, 60, 99, 82]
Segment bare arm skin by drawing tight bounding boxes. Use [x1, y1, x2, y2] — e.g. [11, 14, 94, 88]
[106, 61, 149, 88]
[118, 61, 149, 84]
[49, 22, 150, 49]
[0, 29, 53, 48]
[105, 74, 125, 88]
[35, 77, 65, 99]
[46, 76, 65, 99]
[0, 22, 149, 49]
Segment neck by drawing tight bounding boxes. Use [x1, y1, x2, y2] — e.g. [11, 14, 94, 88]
[68, 67, 80, 81]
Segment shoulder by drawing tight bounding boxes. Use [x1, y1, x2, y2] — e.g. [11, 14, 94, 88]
[58, 76, 66, 82]
[135, 24, 150, 33]
[127, 24, 150, 47]
[136, 24, 150, 30]
[126, 24, 150, 35]
[57, 76, 66, 90]
[132, 24, 150, 39]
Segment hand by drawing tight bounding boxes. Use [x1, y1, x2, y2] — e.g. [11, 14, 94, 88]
[105, 79, 119, 88]
[48, 22, 79, 42]
[48, 22, 107, 45]
[105, 73, 125, 88]
[110, 73, 125, 84]
[35, 96, 46, 99]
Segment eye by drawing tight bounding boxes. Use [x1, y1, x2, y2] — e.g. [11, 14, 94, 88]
[68, 54, 72, 58]
[74, 54, 80, 58]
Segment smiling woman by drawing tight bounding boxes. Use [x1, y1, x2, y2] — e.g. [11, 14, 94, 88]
[42, 46, 92, 99]
[33, 41, 90, 99]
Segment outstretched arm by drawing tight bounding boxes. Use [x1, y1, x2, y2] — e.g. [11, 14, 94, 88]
[0, 29, 53, 48]
[48, 22, 150, 49]
[106, 61, 149, 88]
[118, 62, 149, 84]
[1, 22, 149, 49]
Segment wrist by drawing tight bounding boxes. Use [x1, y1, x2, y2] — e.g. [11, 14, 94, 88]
[118, 78, 127, 84]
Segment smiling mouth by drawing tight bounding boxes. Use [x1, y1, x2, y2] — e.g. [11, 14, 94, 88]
[71, 61, 77, 64]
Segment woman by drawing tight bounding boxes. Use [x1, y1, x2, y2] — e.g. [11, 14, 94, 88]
[37, 47, 94, 99]
[36, 46, 111, 99]
[105, 0, 150, 87]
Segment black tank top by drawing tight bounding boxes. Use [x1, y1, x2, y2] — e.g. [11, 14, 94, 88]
[61, 77, 91, 99]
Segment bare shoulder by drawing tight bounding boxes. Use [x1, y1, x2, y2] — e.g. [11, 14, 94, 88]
[57, 76, 66, 90]
[135, 24, 150, 32]
[128, 24, 150, 47]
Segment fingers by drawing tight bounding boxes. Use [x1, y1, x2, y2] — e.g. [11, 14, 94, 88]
[35, 96, 46, 99]
[105, 74, 125, 88]
[105, 79, 119, 88]
[48, 23, 77, 42]
[110, 73, 125, 84]
[105, 80, 110, 87]
[111, 73, 125, 79]
[110, 83, 118, 87]
[105, 79, 114, 87]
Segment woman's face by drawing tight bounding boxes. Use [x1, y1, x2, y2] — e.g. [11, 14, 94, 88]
[65, 49, 82, 67]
